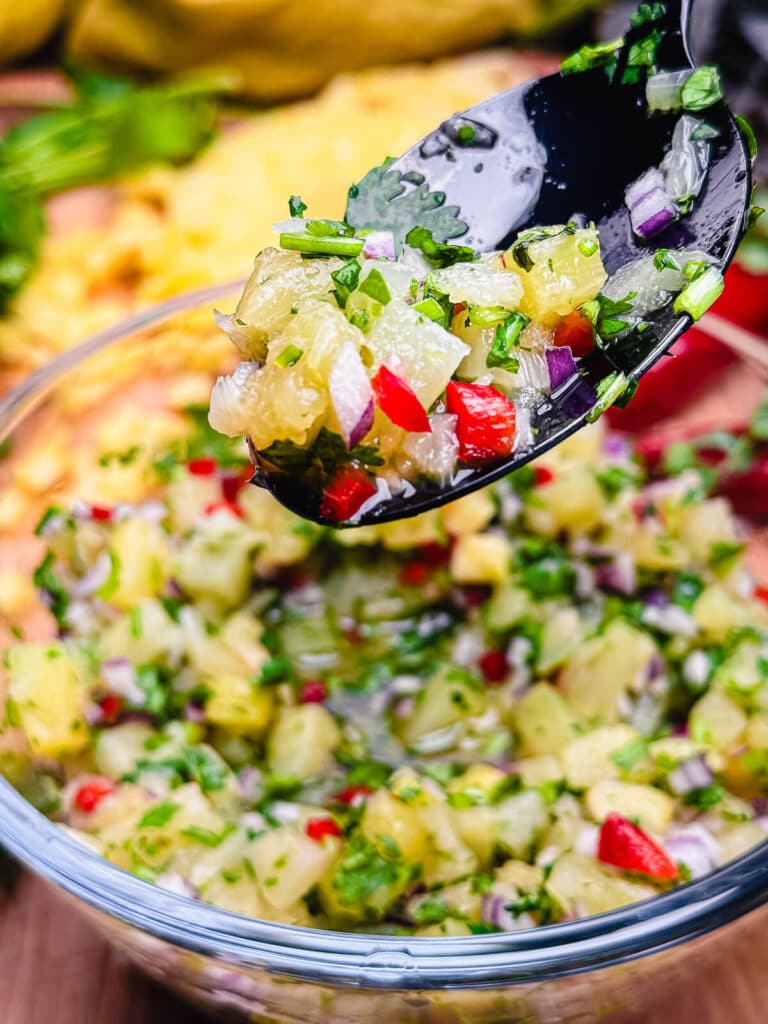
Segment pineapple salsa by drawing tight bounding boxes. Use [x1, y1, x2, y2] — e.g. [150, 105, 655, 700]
[3, 402, 768, 934]
[209, 199, 723, 523]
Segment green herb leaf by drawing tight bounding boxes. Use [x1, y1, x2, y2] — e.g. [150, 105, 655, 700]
[358, 266, 392, 304]
[32, 552, 69, 626]
[182, 823, 236, 847]
[630, 2, 666, 27]
[486, 311, 530, 371]
[331, 259, 361, 307]
[411, 896, 450, 924]
[288, 195, 307, 218]
[183, 744, 229, 793]
[681, 784, 725, 810]
[275, 344, 303, 368]
[653, 249, 681, 272]
[405, 226, 475, 268]
[139, 801, 180, 828]
[561, 38, 623, 75]
[681, 66, 724, 112]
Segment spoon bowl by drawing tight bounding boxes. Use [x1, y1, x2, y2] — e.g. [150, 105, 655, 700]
[251, 0, 753, 525]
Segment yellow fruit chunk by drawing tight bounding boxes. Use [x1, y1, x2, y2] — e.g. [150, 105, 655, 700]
[6, 643, 89, 757]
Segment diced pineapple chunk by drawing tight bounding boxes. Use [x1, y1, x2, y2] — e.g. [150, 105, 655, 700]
[547, 853, 657, 916]
[450, 532, 512, 585]
[679, 499, 739, 564]
[267, 704, 340, 780]
[204, 675, 274, 737]
[94, 722, 155, 778]
[6, 643, 89, 757]
[561, 725, 640, 790]
[106, 518, 170, 610]
[746, 713, 768, 749]
[447, 764, 507, 803]
[717, 822, 766, 862]
[693, 585, 755, 642]
[399, 670, 485, 749]
[251, 827, 339, 910]
[524, 464, 605, 536]
[689, 689, 747, 750]
[428, 254, 524, 308]
[420, 798, 478, 885]
[509, 226, 607, 326]
[586, 780, 674, 834]
[517, 755, 564, 787]
[231, 248, 343, 360]
[558, 619, 657, 724]
[441, 489, 496, 536]
[513, 683, 578, 756]
[494, 790, 548, 858]
[537, 608, 583, 674]
[173, 512, 256, 609]
[485, 582, 530, 631]
[0, 569, 36, 616]
[361, 790, 429, 864]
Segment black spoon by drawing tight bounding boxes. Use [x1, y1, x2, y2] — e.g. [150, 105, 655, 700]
[252, 0, 753, 526]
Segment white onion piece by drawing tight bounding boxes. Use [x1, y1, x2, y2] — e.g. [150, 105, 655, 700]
[328, 341, 375, 449]
[403, 413, 459, 485]
[213, 309, 235, 335]
[271, 217, 307, 234]
[100, 658, 147, 705]
[209, 373, 249, 437]
[362, 231, 395, 261]
[70, 551, 112, 599]
[269, 801, 302, 824]
[575, 824, 599, 858]
[661, 115, 711, 210]
[452, 628, 484, 668]
[411, 722, 464, 754]
[625, 168, 678, 239]
[683, 650, 712, 689]
[241, 811, 268, 834]
[641, 603, 698, 636]
[646, 68, 694, 111]
[156, 872, 201, 900]
[389, 674, 422, 696]
[668, 754, 714, 795]
[664, 825, 721, 878]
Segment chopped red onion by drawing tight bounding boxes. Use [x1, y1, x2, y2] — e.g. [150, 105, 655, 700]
[546, 346, 577, 390]
[394, 697, 416, 719]
[596, 551, 637, 596]
[625, 168, 678, 240]
[664, 824, 720, 878]
[402, 413, 459, 485]
[362, 232, 396, 261]
[100, 658, 146, 706]
[184, 701, 207, 724]
[70, 551, 112, 598]
[328, 342, 375, 449]
[668, 754, 714, 795]
[480, 894, 535, 931]
[641, 588, 669, 608]
[237, 768, 263, 802]
[84, 702, 105, 727]
[574, 562, 596, 598]
[602, 434, 632, 462]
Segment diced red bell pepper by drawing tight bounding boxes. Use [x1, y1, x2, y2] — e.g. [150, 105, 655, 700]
[598, 812, 679, 880]
[187, 457, 217, 477]
[335, 784, 373, 806]
[755, 586, 768, 606]
[479, 649, 509, 683]
[300, 680, 328, 704]
[99, 694, 123, 725]
[74, 778, 116, 813]
[90, 505, 113, 521]
[372, 365, 431, 433]
[445, 381, 517, 462]
[204, 500, 243, 518]
[553, 310, 595, 357]
[305, 817, 342, 841]
[399, 561, 429, 586]
[320, 467, 377, 522]
[533, 465, 556, 487]
[221, 466, 252, 503]
[418, 542, 452, 566]
[716, 451, 768, 522]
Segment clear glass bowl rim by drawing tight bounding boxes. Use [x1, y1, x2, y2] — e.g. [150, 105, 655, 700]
[1, 280, 767, 991]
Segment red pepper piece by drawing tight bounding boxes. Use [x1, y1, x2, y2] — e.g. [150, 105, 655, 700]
[204, 500, 243, 518]
[479, 649, 509, 683]
[335, 785, 373, 806]
[445, 381, 517, 462]
[533, 465, 556, 487]
[320, 467, 377, 522]
[717, 452, 768, 522]
[300, 680, 328, 704]
[454, 585, 490, 609]
[99, 694, 123, 724]
[90, 505, 113, 521]
[305, 817, 342, 841]
[598, 812, 679, 880]
[553, 310, 595, 357]
[221, 466, 252, 503]
[372, 365, 431, 433]
[399, 562, 429, 586]
[755, 586, 768, 606]
[418, 542, 452, 566]
[187, 457, 217, 477]
[74, 778, 115, 813]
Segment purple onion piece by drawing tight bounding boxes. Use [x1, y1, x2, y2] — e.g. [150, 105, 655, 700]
[70, 551, 112, 599]
[100, 658, 146, 705]
[626, 167, 678, 240]
[668, 754, 714, 795]
[595, 552, 636, 596]
[664, 826, 721, 879]
[362, 231, 396, 261]
[184, 701, 207, 724]
[328, 342, 376, 449]
[641, 587, 669, 608]
[603, 434, 632, 461]
[237, 767, 263, 802]
[546, 346, 577, 391]
[348, 397, 375, 448]
[637, 206, 676, 239]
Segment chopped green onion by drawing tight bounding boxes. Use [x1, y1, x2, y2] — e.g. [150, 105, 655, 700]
[683, 258, 708, 281]
[305, 218, 355, 238]
[735, 115, 758, 163]
[280, 233, 363, 257]
[457, 125, 476, 145]
[578, 238, 599, 257]
[358, 267, 391, 305]
[673, 265, 724, 321]
[560, 38, 622, 76]
[275, 344, 303, 368]
[288, 195, 307, 218]
[467, 305, 509, 327]
[412, 297, 446, 322]
[625, 29, 662, 72]
[486, 311, 530, 371]
[587, 371, 629, 423]
[681, 66, 723, 112]
[630, 2, 666, 27]
[653, 249, 681, 272]
[331, 260, 361, 306]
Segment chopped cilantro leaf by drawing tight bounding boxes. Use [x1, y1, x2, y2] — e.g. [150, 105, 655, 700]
[681, 784, 725, 810]
[139, 801, 180, 828]
[331, 834, 414, 915]
[486, 311, 530, 371]
[32, 552, 69, 625]
[331, 259, 361, 307]
[288, 195, 307, 218]
[561, 38, 622, 76]
[183, 745, 228, 792]
[405, 226, 475, 269]
[654, 249, 681, 272]
[411, 896, 450, 924]
[681, 66, 723, 112]
[358, 267, 392, 304]
[182, 823, 236, 847]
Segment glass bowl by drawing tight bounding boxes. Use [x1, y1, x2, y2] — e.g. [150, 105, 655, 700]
[1, 284, 768, 1024]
